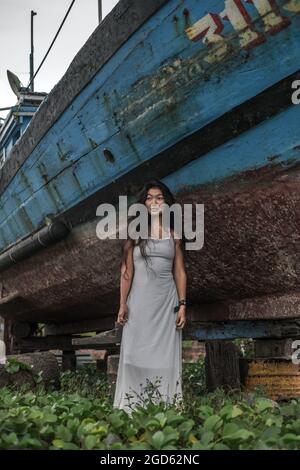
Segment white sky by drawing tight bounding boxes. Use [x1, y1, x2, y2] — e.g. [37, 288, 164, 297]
[0, 0, 119, 118]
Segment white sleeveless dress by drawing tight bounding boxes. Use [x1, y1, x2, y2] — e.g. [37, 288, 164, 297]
[113, 236, 183, 415]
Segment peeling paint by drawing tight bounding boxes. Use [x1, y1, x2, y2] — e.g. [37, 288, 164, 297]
[88, 138, 98, 150]
[125, 133, 142, 162]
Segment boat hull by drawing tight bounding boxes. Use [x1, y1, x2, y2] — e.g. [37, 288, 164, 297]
[0, 153, 299, 324]
[0, 0, 299, 326]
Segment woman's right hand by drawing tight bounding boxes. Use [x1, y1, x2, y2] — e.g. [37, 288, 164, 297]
[116, 303, 128, 326]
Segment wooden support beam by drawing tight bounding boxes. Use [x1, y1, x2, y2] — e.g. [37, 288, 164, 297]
[95, 350, 108, 373]
[107, 354, 120, 398]
[19, 335, 73, 351]
[72, 326, 122, 348]
[243, 359, 300, 401]
[16, 333, 121, 353]
[11, 322, 32, 339]
[3, 319, 13, 355]
[187, 293, 300, 321]
[45, 316, 116, 336]
[254, 338, 295, 359]
[205, 341, 241, 392]
[62, 350, 76, 371]
[184, 319, 300, 341]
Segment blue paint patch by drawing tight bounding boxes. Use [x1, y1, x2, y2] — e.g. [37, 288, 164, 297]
[191, 321, 277, 340]
[164, 102, 300, 191]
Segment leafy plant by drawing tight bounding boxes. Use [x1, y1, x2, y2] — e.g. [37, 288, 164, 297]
[1, 361, 300, 450]
[4, 357, 33, 374]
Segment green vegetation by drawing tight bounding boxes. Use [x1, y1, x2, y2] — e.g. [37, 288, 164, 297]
[4, 357, 33, 374]
[0, 358, 300, 450]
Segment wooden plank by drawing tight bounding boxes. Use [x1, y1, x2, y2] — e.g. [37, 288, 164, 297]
[19, 335, 121, 352]
[19, 336, 73, 351]
[187, 293, 300, 321]
[72, 326, 122, 348]
[184, 319, 300, 340]
[45, 316, 116, 336]
[62, 350, 76, 371]
[254, 338, 295, 359]
[3, 319, 13, 355]
[11, 322, 32, 339]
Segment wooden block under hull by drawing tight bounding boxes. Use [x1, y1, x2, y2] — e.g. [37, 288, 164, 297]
[244, 359, 300, 400]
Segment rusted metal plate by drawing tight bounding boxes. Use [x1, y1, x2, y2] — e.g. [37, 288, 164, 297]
[245, 359, 300, 400]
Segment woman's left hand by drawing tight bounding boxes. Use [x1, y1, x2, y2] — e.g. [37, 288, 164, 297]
[176, 306, 186, 329]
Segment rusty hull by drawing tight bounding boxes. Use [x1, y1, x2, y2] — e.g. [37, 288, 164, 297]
[0, 160, 299, 324]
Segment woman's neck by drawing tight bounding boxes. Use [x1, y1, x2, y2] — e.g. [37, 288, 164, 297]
[150, 218, 171, 239]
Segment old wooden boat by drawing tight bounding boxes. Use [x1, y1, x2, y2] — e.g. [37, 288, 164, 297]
[0, 0, 299, 353]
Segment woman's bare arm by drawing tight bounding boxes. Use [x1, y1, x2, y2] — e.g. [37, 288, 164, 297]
[173, 237, 187, 329]
[173, 238, 187, 300]
[120, 241, 134, 306]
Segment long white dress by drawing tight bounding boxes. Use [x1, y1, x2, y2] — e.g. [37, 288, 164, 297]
[113, 236, 183, 415]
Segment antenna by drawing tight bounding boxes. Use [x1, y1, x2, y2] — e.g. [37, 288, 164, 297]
[98, 0, 102, 23]
[7, 70, 23, 98]
[29, 11, 37, 92]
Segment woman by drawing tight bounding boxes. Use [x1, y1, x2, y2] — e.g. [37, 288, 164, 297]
[113, 179, 187, 415]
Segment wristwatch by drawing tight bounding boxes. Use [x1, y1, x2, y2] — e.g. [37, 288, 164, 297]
[174, 299, 187, 313]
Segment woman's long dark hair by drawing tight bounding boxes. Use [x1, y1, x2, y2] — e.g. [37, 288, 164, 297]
[120, 179, 186, 280]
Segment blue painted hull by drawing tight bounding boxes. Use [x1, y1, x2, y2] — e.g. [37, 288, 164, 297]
[0, 0, 299, 251]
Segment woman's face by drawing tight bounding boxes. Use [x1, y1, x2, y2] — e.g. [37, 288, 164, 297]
[145, 187, 166, 215]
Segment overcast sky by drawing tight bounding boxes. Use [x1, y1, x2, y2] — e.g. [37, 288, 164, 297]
[0, 0, 119, 118]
